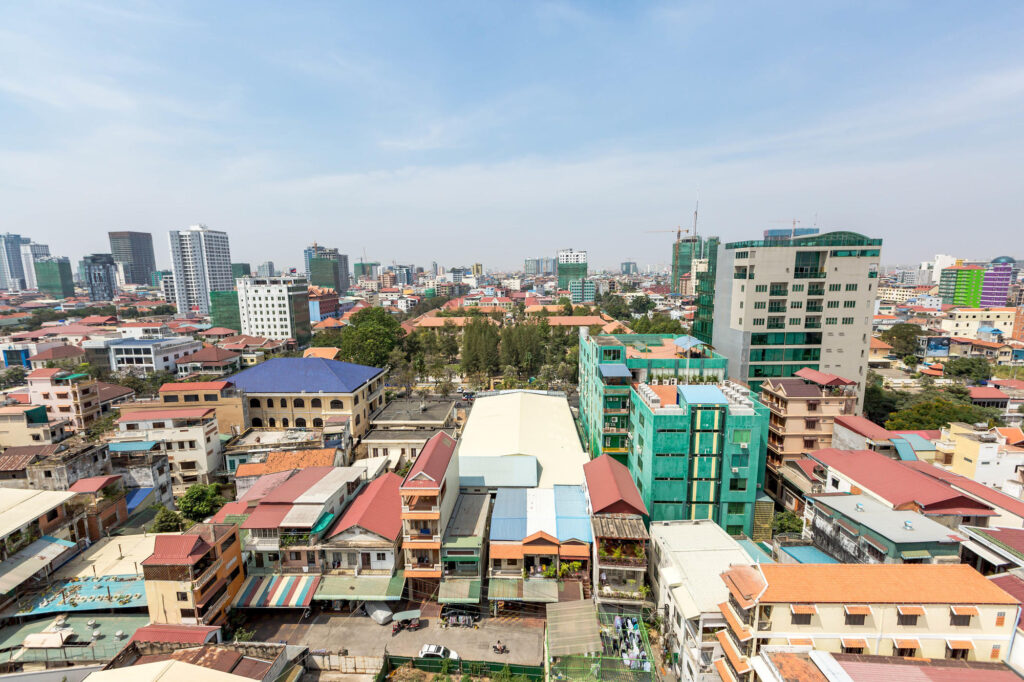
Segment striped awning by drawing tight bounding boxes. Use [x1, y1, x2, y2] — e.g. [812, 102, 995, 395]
[233, 574, 321, 608]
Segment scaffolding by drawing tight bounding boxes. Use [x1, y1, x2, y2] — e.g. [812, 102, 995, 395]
[547, 601, 654, 682]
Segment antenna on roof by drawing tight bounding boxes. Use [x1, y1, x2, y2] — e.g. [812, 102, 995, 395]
[692, 194, 699, 238]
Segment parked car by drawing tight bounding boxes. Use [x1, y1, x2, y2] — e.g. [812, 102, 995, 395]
[419, 644, 459, 660]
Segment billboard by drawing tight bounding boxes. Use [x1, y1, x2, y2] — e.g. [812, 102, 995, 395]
[924, 336, 951, 358]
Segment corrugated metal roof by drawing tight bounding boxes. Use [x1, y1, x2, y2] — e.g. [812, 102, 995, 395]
[458, 455, 538, 488]
[109, 441, 159, 452]
[598, 363, 631, 379]
[678, 385, 728, 405]
[554, 485, 592, 542]
[489, 488, 527, 541]
[526, 488, 557, 538]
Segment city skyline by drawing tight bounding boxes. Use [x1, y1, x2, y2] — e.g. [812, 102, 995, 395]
[1, 2, 1023, 268]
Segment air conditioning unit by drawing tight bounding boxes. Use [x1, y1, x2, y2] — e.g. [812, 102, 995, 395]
[739, 442, 749, 449]
[732, 467, 739, 474]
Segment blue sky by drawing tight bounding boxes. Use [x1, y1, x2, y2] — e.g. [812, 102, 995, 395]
[1, 1, 1023, 271]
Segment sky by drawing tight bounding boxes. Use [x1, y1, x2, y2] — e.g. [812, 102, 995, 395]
[1, 2, 1023, 272]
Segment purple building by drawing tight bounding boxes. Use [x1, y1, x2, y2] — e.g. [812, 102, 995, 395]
[980, 257, 1014, 307]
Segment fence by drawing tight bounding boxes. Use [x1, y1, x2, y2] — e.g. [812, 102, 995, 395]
[381, 654, 545, 682]
[305, 651, 383, 674]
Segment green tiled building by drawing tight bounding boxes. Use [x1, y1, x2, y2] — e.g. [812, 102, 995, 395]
[34, 257, 74, 298]
[578, 330, 768, 535]
[938, 265, 984, 306]
[210, 290, 241, 331]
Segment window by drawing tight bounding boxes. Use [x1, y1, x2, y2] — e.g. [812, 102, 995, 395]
[295, 418, 306, 427]
[843, 300, 857, 308]
[729, 478, 747, 492]
[992, 644, 1002, 660]
[249, 398, 260, 408]
[727, 502, 745, 515]
[251, 418, 263, 427]
[895, 646, 917, 657]
[842, 645, 864, 655]
[294, 398, 305, 408]
[753, 318, 765, 326]
[755, 285, 768, 293]
[376, 552, 387, 561]
[313, 418, 323, 427]
[268, 418, 276, 427]
[184, 394, 199, 402]
[163, 395, 180, 403]
[827, 300, 839, 308]
[176, 591, 189, 601]
[950, 614, 971, 627]
[829, 283, 841, 291]
[842, 317, 855, 325]
[330, 399, 343, 409]
[281, 418, 289, 427]
[791, 613, 811, 625]
[279, 398, 287, 408]
[826, 317, 838, 325]
[790, 300, 803, 309]
[947, 646, 968, 660]
[311, 398, 322, 408]
[845, 613, 866, 626]
[754, 301, 766, 309]
[732, 429, 751, 444]
[996, 611, 1006, 627]
[845, 283, 858, 291]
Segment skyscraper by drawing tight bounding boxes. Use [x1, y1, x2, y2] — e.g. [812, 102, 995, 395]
[303, 243, 350, 292]
[556, 249, 587, 289]
[34, 256, 75, 298]
[0, 233, 29, 291]
[108, 231, 156, 285]
[168, 225, 233, 316]
[981, 257, 1015, 307]
[938, 265, 985, 306]
[19, 242, 50, 290]
[80, 253, 119, 302]
[704, 229, 882, 401]
[670, 235, 705, 295]
[255, 261, 276, 277]
[237, 276, 311, 344]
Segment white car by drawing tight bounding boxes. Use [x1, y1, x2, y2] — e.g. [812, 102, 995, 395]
[419, 644, 459, 660]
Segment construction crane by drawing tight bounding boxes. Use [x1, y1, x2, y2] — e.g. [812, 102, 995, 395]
[645, 227, 689, 241]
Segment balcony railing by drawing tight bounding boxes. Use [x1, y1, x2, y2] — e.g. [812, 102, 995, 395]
[794, 269, 826, 279]
[200, 591, 230, 625]
[402, 504, 439, 514]
[407, 562, 441, 572]
[192, 557, 222, 589]
[243, 536, 280, 552]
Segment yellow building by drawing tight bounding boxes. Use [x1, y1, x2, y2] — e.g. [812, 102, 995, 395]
[715, 563, 1019, 681]
[121, 380, 248, 435]
[936, 422, 1024, 489]
[142, 523, 244, 627]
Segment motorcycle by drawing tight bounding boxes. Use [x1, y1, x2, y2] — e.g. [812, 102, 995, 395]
[492, 643, 509, 655]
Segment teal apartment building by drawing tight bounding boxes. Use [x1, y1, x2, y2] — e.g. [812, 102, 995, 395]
[578, 330, 769, 535]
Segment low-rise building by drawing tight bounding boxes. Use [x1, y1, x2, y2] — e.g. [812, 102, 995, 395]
[753, 649, 1022, 682]
[716, 563, 1020, 676]
[175, 346, 242, 378]
[27, 367, 101, 432]
[112, 408, 222, 496]
[90, 641, 292, 682]
[802, 493, 962, 565]
[106, 337, 204, 375]
[26, 343, 86, 370]
[960, 526, 1024, 575]
[648, 520, 754, 682]
[401, 431, 459, 596]
[25, 439, 111, 491]
[0, 404, 69, 448]
[439, 493, 490, 608]
[141, 522, 244, 627]
[68, 474, 129, 541]
[233, 448, 343, 497]
[222, 426, 325, 476]
[120, 381, 247, 435]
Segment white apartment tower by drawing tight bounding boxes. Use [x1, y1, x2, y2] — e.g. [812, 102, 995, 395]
[168, 225, 233, 316]
[236, 276, 312, 344]
[20, 242, 50, 290]
[708, 230, 882, 404]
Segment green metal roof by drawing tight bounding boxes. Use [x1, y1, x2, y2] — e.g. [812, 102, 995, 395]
[438, 579, 481, 604]
[487, 577, 558, 603]
[313, 571, 405, 601]
[442, 535, 483, 550]
[900, 549, 932, 559]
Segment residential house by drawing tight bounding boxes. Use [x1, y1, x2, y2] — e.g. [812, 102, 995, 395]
[583, 454, 649, 607]
[647, 520, 754, 682]
[934, 421, 1024, 490]
[25, 439, 111, 491]
[752, 649, 1023, 682]
[868, 336, 894, 367]
[26, 344, 86, 370]
[27, 367, 101, 432]
[903, 459, 1024, 529]
[175, 347, 242, 378]
[89, 641, 291, 682]
[142, 522, 244, 627]
[0, 405, 69, 448]
[439, 493, 490, 608]
[222, 427, 326, 477]
[117, 381, 247, 436]
[960, 526, 1024, 576]
[233, 448, 343, 497]
[831, 415, 897, 457]
[68, 474, 129, 542]
[401, 431, 459, 596]
[716, 563, 1019, 678]
[106, 337, 203, 375]
[108, 442, 174, 509]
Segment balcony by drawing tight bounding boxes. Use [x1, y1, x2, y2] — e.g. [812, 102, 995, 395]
[804, 320, 822, 329]
[199, 591, 230, 625]
[794, 268, 826, 279]
[603, 385, 631, 395]
[603, 406, 629, 415]
[192, 557, 222, 589]
[806, 302, 824, 313]
[407, 561, 441, 573]
[402, 503, 439, 514]
[597, 541, 646, 567]
[279, 532, 313, 548]
[603, 425, 628, 434]
[243, 536, 280, 552]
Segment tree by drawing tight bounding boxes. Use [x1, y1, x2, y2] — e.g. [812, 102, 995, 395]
[600, 294, 631, 321]
[177, 484, 226, 522]
[879, 324, 924, 357]
[85, 413, 118, 441]
[150, 505, 186, 532]
[944, 357, 993, 383]
[902, 354, 920, 368]
[336, 308, 402, 368]
[631, 315, 686, 335]
[461, 319, 499, 377]
[863, 382, 903, 425]
[772, 511, 803, 535]
[630, 295, 656, 316]
[885, 398, 1004, 430]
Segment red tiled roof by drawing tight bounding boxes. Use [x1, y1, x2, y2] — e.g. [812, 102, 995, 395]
[790, 458, 823, 482]
[990, 573, 1024, 629]
[994, 379, 1024, 391]
[178, 347, 240, 364]
[810, 449, 995, 515]
[583, 454, 648, 516]
[210, 501, 250, 523]
[794, 367, 856, 386]
[159, 381, 231, 392]
[402, 431, 457, 488]
[902, 460, 1024, 519]
[259, 466, 335, 504]
[240, 504, 293, 529]
[238, 470, 296, 502]
[328, 472, 402, 540]
[117, 407, 215, 422]
[69, 474, 121, 493]
[201, 327, 238, 336]
[97, 381, 134, 402]
[234, 450, 337, 478]
[27, 345, 85, 362]
[142, 534, 211, 565]
[869, 337, 893, 350]
[969, 386, 1009, 400]
[130, 624, 220, 644]
[833, 415, 892, 441]
[27, 368, 63, 379]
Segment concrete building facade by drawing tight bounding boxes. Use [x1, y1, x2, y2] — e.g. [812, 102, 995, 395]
[168, 224, 233, 316]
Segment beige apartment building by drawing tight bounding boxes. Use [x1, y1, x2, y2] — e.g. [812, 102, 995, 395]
[940, 307, 1016, 337]
[759, 369, 858, 509]
[0, 405, 68, 448]
[714, 563, 1019, 682]
[119, 380, 247, 435]
[26, 368, 101, 432]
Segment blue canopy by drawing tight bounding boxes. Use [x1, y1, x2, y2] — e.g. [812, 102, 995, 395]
[109, 441, 159, 452]
[598, 364, 632, 379]
[672, 335, 707, 351]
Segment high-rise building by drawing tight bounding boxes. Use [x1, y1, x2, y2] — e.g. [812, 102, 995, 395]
[209, 290, 241, 331]
[471, 263, 483, 278]
[620, 261, 638, 275]
[237, 276, 311, 345]
[918, 253, 957, 285]
[556, 249, 587, 289]
[19, 242, 50, 290]
[353, 261, 380, 281]
[938, 265, 985, 306]
[704, 229, 882, 401]
[168, 225, 233, 316]
[33, 256, 74, 298]
[255, 261, 275, 277]
[231, 262, 251, 279]
[303, 244, 350, 292]
[981, 257, 1015, 307]
[0, 233, 29, 291]
[107, 231, 156, 285]
[80, 253, 119, 302]
[394, 265, 413, 286]
[525, 256, 557, 276]
[577, 330, 768, 533]
[671, 236, 705, 295]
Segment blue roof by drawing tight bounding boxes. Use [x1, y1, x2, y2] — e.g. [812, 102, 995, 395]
[124, 487, 154, 514]
[978, 326, 1004, 334]
[598, 363, 632, 379]
[678, 385, 728, 405]
[230, 357, 384, 394]
[108, 441, 159, 453]
[553, 485, 592, 542]
[780, 545, 839, 564]
[897, 433, 936, 451]
[889, 437, 919, 461]
[672, 335, 707, 351]
[736, 539, 774, 564]
[459, 456, 538, 488]
[490, 488, 527, 541]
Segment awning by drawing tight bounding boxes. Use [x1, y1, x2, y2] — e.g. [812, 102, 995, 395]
[861, 534, 887, 554]
[0, 536, 77, 593]
[442, 555, 479, 563]
[546, 599, 601, 656]
[438, 579, 481, 604]
[844, 605, 872, 616]
[311, 511, 335, 535]
[897, 605, 924, 616]
[713, 659, 737, 682]
[900, 549, 931, 560]
[717, 602, 752, 642]
[791, 604, 817, 615]
[488, 577, 558, 603]
[841, 638, 867, 649]
[599, 364, 632, 379]
[787, 638, 814, 646]
[233, 574, 320, 608]
[559, 544, 590, 559]
[893, 638, 920, 650]
[314, 571, 405, 601]
[490, 545, 523, 559]
[393, 609, 421, 621]
[947, 639, 974, 650]
[108, 441, 159, 452]
[951, 605, 979, 617]
[716, 631, 750, 674]
[961, 538, 1010, 567]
